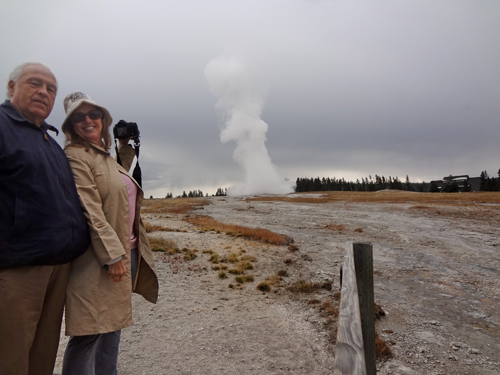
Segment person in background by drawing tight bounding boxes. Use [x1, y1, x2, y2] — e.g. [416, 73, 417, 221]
[60, 91, 158, 375]
[117, 136, 136, 172]
[0, 63, 89, 375]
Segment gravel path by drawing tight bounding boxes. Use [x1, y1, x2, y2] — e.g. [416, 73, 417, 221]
[55, 194, 500, 374]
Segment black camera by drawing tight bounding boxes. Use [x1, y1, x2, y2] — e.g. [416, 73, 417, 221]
[113, 120, 140, 140]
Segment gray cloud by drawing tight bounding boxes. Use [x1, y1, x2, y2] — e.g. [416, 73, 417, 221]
[2, 0, 499, 197]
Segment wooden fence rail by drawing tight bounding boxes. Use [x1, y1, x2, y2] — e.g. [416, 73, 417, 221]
[334, 242, 375, 375]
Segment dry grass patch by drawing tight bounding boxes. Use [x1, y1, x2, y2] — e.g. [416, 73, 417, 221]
[147, 237, 177, 252]
[265, 274, 282, 286]
[182, 248, 198, 261]
[375, 334, 393, 358]
[143, 221, 180, 233]
[240, 255, 256, 262]
[142, 198, 210, 215]
[235, 275, 254, 283]
[288, 279, 316, 293]
[320, 301, 339, 318]
[288, 279, 333, 293]
[185, 215, 293, 245]
[238, 261, 254, 271]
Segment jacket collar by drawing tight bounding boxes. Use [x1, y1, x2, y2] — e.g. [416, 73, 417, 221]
[88, 141, 110, 154]
[1, 100, 59, 135]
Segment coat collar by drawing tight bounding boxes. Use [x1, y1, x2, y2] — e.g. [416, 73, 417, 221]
[88, 141, 111, 154]
[1, 100, 59, 135]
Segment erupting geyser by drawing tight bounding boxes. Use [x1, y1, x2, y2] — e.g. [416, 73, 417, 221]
[204, 55, 293, 196]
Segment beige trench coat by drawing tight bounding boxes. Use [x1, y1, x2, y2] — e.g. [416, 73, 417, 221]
[64, 143, 158, 336]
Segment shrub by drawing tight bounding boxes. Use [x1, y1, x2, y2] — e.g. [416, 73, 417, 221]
[235, 275, 254, 284]
[238, 261, 253, 271]
[288, 279, 315, 293]
[227, 253, 239, 263]
[147, 237, 177, 252]
[266, 275, 282, 285]
[257, 282, 271, 292]
[183, 249, 197, 261]
[240, 255, 256, 262]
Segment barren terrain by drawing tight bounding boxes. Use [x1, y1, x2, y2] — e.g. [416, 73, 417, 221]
[55, 192, 500, 374]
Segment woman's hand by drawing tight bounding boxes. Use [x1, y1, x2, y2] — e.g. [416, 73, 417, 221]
[107, 260, 126, 282]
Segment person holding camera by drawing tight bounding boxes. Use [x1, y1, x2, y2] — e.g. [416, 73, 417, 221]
[116, 136, 135, 171]
[113, 119, 141, 179]
[60, 91, 158, 375]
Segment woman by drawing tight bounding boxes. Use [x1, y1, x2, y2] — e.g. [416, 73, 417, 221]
[60, 91, 158, 375]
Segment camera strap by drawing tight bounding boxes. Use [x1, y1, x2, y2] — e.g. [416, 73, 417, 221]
[115, 140, 123, 166]
[132, 139, 142, 188]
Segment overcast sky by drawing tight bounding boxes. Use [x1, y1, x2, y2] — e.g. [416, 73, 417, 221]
[2, 0, 499, 197]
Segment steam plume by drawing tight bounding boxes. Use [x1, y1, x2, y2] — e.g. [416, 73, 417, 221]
[204, 55, 293, 196]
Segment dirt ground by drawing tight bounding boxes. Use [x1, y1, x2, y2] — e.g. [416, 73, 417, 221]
[55, 192, 500, 374]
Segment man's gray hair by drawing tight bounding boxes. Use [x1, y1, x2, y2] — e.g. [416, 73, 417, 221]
[6, 62, 58, 99]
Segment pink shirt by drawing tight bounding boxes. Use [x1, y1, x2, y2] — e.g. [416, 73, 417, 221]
[120, 173, 138, 249]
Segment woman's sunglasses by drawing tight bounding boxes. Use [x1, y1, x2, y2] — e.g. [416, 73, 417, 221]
[70, 110, 103, 123]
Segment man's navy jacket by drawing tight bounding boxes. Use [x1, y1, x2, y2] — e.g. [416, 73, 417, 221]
[0, 100, 89, 268]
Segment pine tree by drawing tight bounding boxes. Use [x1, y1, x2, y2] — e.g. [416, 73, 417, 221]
[429, 181, 439, 193]
[480, 171, 488, 191]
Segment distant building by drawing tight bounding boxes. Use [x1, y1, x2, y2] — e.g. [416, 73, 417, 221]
[429, 175, 481, 192]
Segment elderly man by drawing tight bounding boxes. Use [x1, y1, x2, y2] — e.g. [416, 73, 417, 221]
[0, 63, 89, 375]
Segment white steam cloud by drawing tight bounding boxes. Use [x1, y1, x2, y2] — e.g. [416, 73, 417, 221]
[204, 55, 293, 196]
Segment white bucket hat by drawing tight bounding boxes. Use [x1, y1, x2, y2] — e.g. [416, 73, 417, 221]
[61, 91, 112, 134]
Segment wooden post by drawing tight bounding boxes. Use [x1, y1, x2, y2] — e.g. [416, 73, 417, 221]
[334, 242, 375, 375]
[352, 242, 376, 375]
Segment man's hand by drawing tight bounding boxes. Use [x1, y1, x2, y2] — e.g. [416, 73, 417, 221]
[107, 260, 126, 282]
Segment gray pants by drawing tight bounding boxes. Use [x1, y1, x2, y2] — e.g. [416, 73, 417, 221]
[62, 249, 138, 375]
[62, 330, 121, 375]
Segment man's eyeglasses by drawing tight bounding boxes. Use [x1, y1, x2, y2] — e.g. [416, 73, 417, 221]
[70, 110, 102, 123]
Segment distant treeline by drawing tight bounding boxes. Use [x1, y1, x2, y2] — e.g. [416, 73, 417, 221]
[162, 187, 227, 199]
[296, 169, 500, 193]
[153, 170, 500, 199]
[478, 170, 500, 192]
[295, 175, 423, 192]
